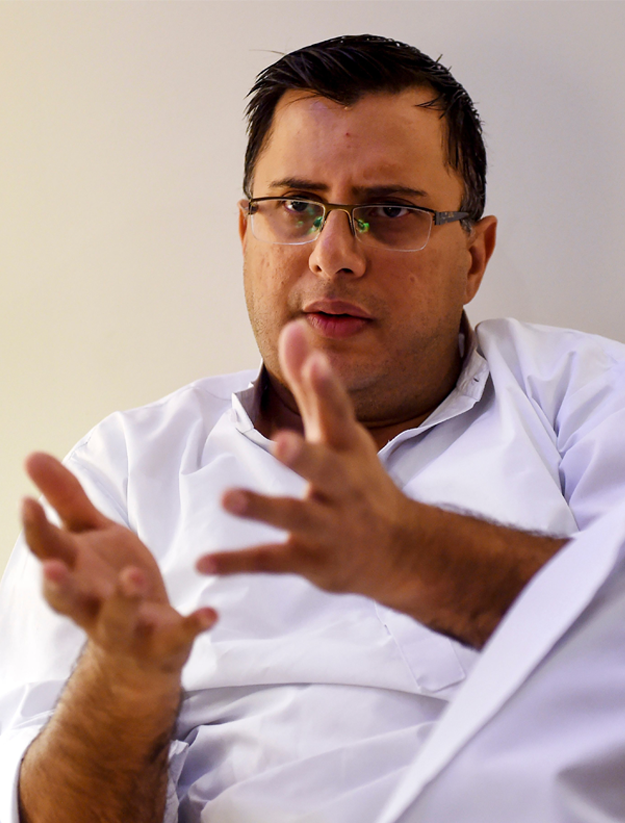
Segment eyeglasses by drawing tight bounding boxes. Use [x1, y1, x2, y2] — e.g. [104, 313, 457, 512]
[243, 197, 469, 253]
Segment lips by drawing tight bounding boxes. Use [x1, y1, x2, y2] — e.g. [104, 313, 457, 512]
[302, 299, 373, 339]
[303, 299, 373, 319]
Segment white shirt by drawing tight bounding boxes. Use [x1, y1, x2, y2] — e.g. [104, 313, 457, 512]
[379, 501, 625, 823]
[1, 318, 625, 823]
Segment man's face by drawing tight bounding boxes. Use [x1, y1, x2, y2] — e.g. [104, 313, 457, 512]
[240, 88, 495, 425]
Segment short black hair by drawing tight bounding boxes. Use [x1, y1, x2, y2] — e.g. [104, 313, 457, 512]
[243, 34, 487, 226]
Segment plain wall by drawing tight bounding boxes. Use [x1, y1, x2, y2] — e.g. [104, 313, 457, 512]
[2, 1, 625, 572]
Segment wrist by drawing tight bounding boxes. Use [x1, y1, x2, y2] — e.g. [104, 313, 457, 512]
[20, 642, 177, 823]
[78, 642, 183, 710]
[385, 499, 566, 647]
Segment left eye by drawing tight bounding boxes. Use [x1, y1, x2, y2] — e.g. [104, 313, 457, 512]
[367, 205, 412, 219]
[284, 199, 312, 214]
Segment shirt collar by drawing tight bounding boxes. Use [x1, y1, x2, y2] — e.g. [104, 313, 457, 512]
[231, 314, 491, 450]
[230, 366, 269, 447]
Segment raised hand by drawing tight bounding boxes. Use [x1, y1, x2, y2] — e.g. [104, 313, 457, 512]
[22, 453, 216, 676]
[197, 320, 566, 648]
[197, 320, 426, 612]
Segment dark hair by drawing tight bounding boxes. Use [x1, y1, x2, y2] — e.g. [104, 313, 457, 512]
[243, 34, 486, 226]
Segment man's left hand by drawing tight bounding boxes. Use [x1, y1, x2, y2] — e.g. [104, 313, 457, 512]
[197, 320, 565, 648]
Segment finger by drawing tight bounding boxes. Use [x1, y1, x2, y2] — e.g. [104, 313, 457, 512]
[278, 321, 326, 438]
[278, 322, 360, 449]
[272, 431, 354, 496]
[197, 544, 298, 577]
[178, 607, 219, 643]
[302, 351, 360, 450]
[278, 319, 312, 393]
[22, 497, 78, 565]
[96, 567, 217, 664]
[41, 559, 101, 622]
[135, 601, 219, 659]
[25, 452, 108, 532]
[222, 488, 329, 534]
[97, 566, 149, 647]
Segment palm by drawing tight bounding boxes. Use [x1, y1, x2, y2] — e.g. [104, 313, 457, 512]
[22, 452, 215, 674]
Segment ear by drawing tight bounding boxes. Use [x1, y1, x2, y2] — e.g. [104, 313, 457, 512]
[238, 199, 250, 247]
[463, 215, 497, 304]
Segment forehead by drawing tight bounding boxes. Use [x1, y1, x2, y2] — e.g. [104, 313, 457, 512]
[253, 88, 462, 200]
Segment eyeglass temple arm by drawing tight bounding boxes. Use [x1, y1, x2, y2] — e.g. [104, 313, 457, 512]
[433, 210, 470, 226]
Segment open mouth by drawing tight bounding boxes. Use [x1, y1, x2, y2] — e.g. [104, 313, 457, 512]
[304, 310, 371, 339]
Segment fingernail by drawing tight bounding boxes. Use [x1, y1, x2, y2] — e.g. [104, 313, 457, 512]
[197, 608, 217, 629]
[274, 432, 301, 463]
[223, 489, 248, 515]
[43, 560, 65, 586]
[197, 556, 217, 575]
[43, 568, 63, 593]
[121, 567, 145, 597]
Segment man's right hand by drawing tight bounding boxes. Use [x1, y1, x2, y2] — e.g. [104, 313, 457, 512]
[18, 453, 217, 823]
[21, 452, 217, 678]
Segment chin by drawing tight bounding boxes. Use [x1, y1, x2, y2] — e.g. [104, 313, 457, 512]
[328, 359, 381, 394]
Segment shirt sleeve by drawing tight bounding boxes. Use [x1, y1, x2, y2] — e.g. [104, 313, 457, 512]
[556, 355, 625, 529]
[477, 319, 625, 532]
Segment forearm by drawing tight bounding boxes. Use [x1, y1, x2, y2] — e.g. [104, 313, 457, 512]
[388, 499, 568, 649]
[18, 644, 182, 823]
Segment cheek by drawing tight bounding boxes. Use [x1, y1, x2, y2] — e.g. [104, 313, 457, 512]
[394, 252, 444, 301]
[244, 245, 309, 311]
[243, 246, 304, 364]
[392, 249, 469, 322]
[244, 248, 279, 310]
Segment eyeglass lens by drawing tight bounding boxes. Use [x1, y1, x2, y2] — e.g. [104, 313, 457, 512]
[250, 199, 433, 251]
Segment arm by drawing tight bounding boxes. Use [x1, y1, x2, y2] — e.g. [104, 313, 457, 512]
[18, 454, 216, 823]
[198, 321, 566, 650]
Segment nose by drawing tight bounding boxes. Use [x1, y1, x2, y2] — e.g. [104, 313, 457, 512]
[308, 209, 367, 280]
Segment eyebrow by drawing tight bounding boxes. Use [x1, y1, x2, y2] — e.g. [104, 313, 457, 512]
[267, 178, 428, 200]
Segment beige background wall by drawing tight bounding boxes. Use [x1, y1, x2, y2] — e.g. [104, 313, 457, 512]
[2, 1, 625, 573]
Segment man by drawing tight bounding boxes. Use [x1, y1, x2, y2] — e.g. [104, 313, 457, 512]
[1, 34, 624, 823]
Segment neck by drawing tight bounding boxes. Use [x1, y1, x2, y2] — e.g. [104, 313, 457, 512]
[255, 349, 462, 451]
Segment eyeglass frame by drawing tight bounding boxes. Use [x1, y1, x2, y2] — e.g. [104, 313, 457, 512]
[242, 196, 470, 252]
